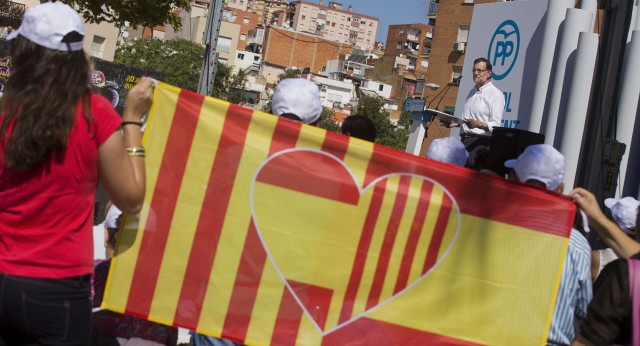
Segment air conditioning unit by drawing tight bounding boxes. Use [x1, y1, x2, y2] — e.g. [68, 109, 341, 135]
[453, 41, 466, 53]
[451, 77, 461, 85]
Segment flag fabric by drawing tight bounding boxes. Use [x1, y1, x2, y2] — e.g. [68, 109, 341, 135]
[104, 82, 576, 345]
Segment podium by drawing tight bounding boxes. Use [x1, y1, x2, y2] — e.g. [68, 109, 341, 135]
[486, 128, 545, 176]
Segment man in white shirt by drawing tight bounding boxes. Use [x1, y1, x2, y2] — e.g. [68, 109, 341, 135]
[456, 57, 505, 169]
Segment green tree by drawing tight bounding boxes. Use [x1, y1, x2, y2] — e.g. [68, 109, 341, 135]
[276, 68, 301, 84]
[114, 38, 203, 92]
[212, 63, 247, 104]
[61, 0, 190, 31]
[354, 95, 409, 151]
[317, 107, 341, 133]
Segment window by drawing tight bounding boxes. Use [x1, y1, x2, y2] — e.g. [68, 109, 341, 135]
[396, 41, 402, 49]
[378, 84, 384, 91]
[218, 57, 228, 65]
[302, 15, 306, 20]
[457, 25, 470, 43]
[451, 66, 463, 84]
[243, 17, 250, 24]
[253, 56, 260, 61]
[240, 34, 247, 41]
[216, 36, 232, 52]
[237, 52, 245, 59]
[90, 35, 105, 58]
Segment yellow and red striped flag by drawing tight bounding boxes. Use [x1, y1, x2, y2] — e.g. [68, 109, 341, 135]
[104, 82, 576, 345]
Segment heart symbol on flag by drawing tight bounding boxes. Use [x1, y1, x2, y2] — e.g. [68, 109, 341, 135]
[250, 149, 461, 335]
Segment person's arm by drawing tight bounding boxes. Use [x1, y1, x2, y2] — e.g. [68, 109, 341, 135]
[570, 187, 640, 258]
[99, 77, 154, 214]
[571, 335, 593, 346]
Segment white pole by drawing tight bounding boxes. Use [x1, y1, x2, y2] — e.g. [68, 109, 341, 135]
[616, 31, 640, 197]
[543, 8, 593, 146]
[405, 119, 426, 156]
[528, 0, 575, 133]
[580, 0, 598, 32]
[560, 32, 599, 190]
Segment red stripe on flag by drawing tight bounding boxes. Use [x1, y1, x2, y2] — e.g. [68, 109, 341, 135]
[221, 223, 266, 343]
[338, 180, 387, 325]
[269, 117, 302, 155]
[423, 193, 453, 272]
[125, 90, 205, 318]
[366, 175, 412, 310]
[363, 144, 575, 237]
[173, 104, 254, 329]
[256, 151, 360, 205]
[320, 130, 350, 161]
[321, 317, 482, 346]
[394, 181, 434, 294]
[288, 280, 334, 330]
[221, 117, 304, 340]
[271, 286, 304, 346]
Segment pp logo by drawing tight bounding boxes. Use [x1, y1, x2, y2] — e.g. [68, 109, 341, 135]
[488, 20, 520, 80]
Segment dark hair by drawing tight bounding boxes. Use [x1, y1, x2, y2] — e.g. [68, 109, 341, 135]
[107, 214, 123, 250]
[341, 115, 377, 142]
[474, 57, 493, 72]
[0, 36, 92, 171]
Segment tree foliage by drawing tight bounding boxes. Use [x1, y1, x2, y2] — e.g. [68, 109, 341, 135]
[277, 68, 301, 84]
[114, 38, 204, 92]
[317, 107, 341, 133]
[212, 63, 247, 104]
[354, 95, 409, 151]
[60, 0, 190, 30]
[0, 0, 25, 29]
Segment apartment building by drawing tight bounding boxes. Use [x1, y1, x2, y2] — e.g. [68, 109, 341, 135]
[262, 26, 352, 74]
[227, 0, 249, 11]
[222, 6, 260, 50]
[285, 1, 379, 51]
[247, 0, 288, 26]
[385, 24, 432, 77]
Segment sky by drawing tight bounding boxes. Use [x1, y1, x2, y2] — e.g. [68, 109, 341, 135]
[325, 0, 431, 43]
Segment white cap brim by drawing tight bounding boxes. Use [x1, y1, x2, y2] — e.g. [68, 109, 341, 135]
[604, 198, 617, 209]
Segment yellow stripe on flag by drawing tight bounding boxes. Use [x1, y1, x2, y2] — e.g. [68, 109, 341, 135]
[379, 176, 426, 300]
[197, 110, 280, 334]
[409, 185, 445, 284]
[367, 215, 568, 346]
[103, 83, 181, 313]
[147, 97, 229, 324]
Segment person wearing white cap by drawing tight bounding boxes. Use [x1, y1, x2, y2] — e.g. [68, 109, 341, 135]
[426, 136, 469, 167]
[570, 189, 640, 345]
[271, 78, 323, 125]
[505, 144, 592, 346]
[0, 2, 154, 344]
[589, 197, 640, 280]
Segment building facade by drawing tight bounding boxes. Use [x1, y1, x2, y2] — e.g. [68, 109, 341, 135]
[261, 26, 352, 74]
[285, 1, 379, 51]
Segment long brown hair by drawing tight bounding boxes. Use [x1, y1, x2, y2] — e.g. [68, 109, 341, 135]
[0, 35, 91, 171]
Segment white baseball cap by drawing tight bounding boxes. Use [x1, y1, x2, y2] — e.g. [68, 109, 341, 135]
[271, 78, 323, 124]
[604, 197, 640, 233]
[504, 144, 565, 191]
[426, 137, 469, 167]
[8, 2, 85, 52]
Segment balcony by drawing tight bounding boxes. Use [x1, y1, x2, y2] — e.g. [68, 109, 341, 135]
[428, 1, 438, 19]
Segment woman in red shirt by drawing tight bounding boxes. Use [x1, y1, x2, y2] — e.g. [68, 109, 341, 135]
[0, 3, 153, 344]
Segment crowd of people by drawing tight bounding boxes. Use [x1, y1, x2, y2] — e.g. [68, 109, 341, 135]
[0, 2, 638, 346]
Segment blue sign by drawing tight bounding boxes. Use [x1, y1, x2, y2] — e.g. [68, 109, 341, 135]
[404, 98, 412, 112]
[488, 20, 520, 80]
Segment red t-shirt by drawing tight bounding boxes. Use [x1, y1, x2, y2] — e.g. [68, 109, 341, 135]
[0, 94, 121, 278]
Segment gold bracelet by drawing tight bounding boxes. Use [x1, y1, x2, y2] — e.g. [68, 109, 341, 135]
[127, 152, 145, 158]
[125, 146, 145, 154]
